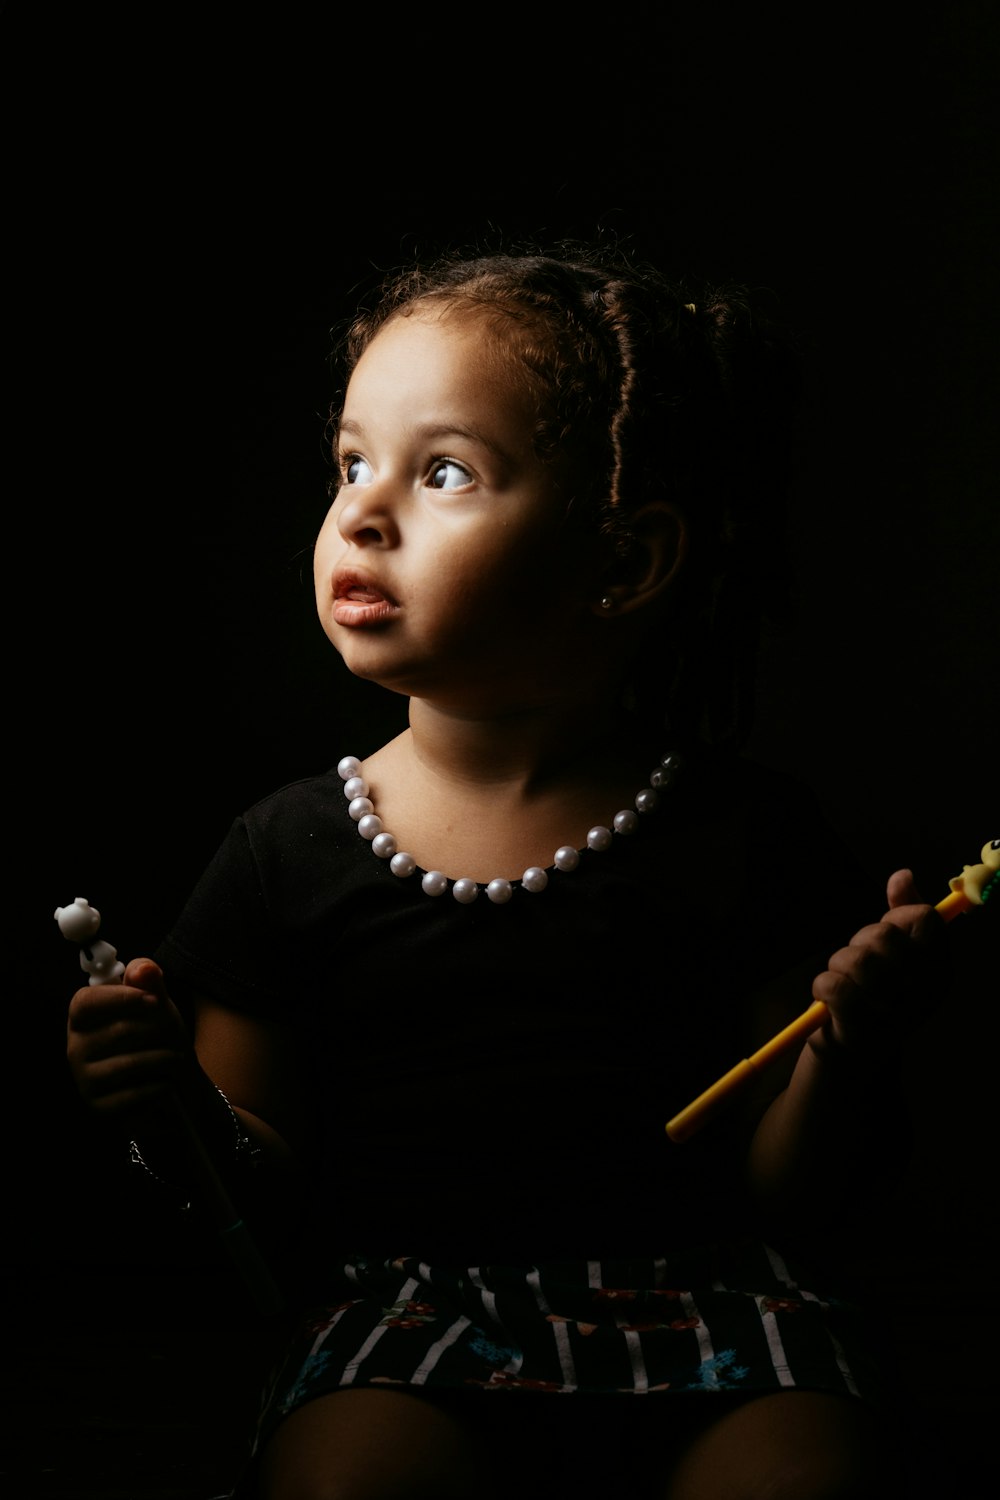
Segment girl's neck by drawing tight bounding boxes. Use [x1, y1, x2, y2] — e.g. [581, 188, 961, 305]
[355, 694, 664, 883]
[404, 693, 630, 791]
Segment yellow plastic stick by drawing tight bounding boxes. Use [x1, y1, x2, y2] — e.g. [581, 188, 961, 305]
[666, 844, 995, 1143]
[666, 1002, 830, 1143]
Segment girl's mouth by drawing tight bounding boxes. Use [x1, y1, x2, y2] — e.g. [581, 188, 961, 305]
[332, 572, 399, 628]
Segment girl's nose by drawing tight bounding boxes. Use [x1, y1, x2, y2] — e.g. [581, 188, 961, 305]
[335, 481, 401, 548]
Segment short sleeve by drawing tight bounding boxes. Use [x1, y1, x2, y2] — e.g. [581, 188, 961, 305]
[155, 815, 282, 1013]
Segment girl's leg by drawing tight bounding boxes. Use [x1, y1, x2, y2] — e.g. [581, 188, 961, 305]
[255, 1387, 503, 1500]
[658, 1390, 893, 1500]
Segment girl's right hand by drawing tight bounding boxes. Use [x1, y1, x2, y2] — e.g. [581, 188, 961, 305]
[67, 957, 193, 1117]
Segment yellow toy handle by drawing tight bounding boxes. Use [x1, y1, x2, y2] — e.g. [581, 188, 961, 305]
[665, 856, 991, 1144]
[666, 1000, 831, 1144]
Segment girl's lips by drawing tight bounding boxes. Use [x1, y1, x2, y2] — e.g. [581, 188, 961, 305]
[331, 571, 399, 628]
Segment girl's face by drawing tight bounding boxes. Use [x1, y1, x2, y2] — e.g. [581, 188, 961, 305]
[314, 307, 606, 713]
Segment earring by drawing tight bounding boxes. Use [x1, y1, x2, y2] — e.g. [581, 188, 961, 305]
[599, 596, 615, 611]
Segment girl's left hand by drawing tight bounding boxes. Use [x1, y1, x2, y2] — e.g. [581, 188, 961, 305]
[809, 870, 946, 1053]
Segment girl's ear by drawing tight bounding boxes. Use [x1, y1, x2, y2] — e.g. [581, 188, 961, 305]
[590, 502, 687, 616]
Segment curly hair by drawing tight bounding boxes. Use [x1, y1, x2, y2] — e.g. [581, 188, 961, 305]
[331, 241, 800, 750]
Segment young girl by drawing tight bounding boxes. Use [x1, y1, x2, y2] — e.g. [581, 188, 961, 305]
[66, 243, 945, 1498]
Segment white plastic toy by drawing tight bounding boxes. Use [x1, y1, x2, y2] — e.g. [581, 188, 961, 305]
[53, 897, 125, 984]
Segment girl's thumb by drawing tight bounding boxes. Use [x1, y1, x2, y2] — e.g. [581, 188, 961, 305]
[886, 868, 924, 909]
[123, 956, 167, 994]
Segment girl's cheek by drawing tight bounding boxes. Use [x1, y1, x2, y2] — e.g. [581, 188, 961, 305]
[313, 520, 337, 594]
[315, 504, 342, 553]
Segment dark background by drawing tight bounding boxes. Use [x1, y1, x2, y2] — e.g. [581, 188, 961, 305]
[4, 3, 997, 1492]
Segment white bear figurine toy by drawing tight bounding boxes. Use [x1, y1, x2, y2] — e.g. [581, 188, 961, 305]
[54, 897, 125, 984]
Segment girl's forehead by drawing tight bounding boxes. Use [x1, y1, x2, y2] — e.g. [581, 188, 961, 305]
[345, 305, 533, 412]
[366, 302, 505, 359]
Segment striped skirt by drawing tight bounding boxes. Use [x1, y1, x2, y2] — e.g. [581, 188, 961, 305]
[250, 1242, 879, 1457]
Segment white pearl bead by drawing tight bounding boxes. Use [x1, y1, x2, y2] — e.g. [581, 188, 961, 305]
[348, 796, 374, 821]
[522, 866, 549, 892]
[372, 832, 397, 859]
[635, 788, 659, 814]
[661, 752, 682, 771]
[486, 878, 513, 904]
[587, 825, 612, 851]
[422, 870, 448, 897]
[338, 756, 361, 780]
[614, 809, 639, 834]
[358, 814, 383, 840]
[554, 846, 580, 871]
[452, 878, 479, 904]
[343, 775, 369, 800]
[652, 761, 678, 788]
[390, 852, 417, 877]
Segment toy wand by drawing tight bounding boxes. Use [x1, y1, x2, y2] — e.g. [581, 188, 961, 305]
[665, 840, 998, 1144]
[56, 897, 283, 1316]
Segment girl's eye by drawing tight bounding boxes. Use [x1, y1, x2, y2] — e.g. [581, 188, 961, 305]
[343, 456, 373, 485]
[428, 459, 472, 491]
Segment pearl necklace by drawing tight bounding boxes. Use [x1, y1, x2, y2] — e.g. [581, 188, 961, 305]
[337, 751, 682, 905]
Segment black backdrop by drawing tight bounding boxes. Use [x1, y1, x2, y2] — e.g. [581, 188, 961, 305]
[5, 0, 997, 1468]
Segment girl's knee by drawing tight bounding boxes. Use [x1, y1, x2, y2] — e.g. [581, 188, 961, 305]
[255, 1387, 499, 1500]
[661, 1391, 892, 1500]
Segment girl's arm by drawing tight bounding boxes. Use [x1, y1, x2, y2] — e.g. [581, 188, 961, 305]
[193, 985, 310, 1171]
[744, 870, 947, 1236]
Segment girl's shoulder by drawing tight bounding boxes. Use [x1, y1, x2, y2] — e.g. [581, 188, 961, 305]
[679, 749, 880, 945]
[686, 750, 856, 862]
[241, 766, 347, 822]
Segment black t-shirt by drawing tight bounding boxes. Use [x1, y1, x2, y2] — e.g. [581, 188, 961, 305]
[157, 750, 874, 1258]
